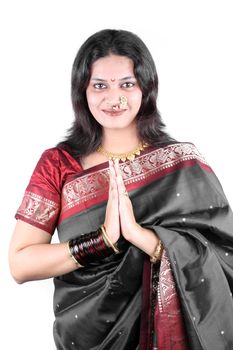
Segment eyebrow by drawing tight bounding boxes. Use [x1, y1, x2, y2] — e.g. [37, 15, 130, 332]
[91, 76, 136, 82]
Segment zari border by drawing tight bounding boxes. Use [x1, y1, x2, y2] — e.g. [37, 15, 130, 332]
[61, 143, 209, 215]
[16, 191, 59, 229]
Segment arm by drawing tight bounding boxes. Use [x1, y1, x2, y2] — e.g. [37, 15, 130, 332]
[9, 220, 78, 284]
[9, 154, 157, 285]
[123, 224, 160, 257]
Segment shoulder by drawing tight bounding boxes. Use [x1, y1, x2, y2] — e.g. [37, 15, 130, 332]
[39, 146, 74, 162]
[38, 147, 82, 171]
[30, 147, 82, 192]
[162, 141, 206, 159]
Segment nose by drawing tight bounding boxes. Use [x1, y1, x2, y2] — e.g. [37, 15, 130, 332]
[105, 93, 120, 107]
[105, 85, 122, 104]
[105, 94, 128, 110]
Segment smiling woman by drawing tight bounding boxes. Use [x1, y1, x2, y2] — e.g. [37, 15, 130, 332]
[9, 29, 233, 350]
[86, 55, 142, 134]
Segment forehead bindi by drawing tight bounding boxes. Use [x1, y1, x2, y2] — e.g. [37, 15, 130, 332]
[90, 55, 135, 81]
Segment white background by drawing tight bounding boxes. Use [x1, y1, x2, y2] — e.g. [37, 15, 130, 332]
[1, 0, 232, 349]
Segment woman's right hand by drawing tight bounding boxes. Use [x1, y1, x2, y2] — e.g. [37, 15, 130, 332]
[104, 160, 120, 243]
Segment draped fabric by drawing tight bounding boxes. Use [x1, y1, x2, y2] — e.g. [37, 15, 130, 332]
[15, 142, 233, 349]
[140, 252, 189, 350]
[155, 251, 189, 349]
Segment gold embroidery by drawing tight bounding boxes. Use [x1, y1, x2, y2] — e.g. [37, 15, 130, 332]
[62, 143, 207, 211]
[17, 191, 59, 226]
[157, 250, 178, 313]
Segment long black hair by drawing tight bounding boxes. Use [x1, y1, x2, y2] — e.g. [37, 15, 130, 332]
[58, 29, 175, 158]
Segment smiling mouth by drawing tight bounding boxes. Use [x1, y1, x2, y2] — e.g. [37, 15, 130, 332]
[102, 109, 127, 117]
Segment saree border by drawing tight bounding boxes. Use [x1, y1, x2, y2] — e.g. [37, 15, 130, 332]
[59, 143, 211, 222]
[15, 191, 59, 231]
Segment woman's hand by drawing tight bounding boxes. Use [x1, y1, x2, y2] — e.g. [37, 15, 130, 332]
[110, 159, 161, 257]
[112, 159, 140, 241]
[104, 160, 120, 243]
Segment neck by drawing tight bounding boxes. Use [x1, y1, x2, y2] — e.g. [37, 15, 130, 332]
[102, 126, 140, 153]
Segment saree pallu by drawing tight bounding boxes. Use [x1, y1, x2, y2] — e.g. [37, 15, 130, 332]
[15, 142, 233, 349]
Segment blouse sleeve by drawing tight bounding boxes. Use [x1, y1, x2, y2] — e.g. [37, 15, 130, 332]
[15, 148, 62, 235]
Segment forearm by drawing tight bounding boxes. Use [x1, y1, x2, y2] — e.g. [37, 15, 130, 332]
[125, 224, 160, 257]
[10, 242, 78, 284]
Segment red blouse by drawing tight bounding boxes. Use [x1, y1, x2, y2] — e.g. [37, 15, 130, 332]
[15, 147, 82, 234]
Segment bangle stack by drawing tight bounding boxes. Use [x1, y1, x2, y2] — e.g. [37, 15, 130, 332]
[67, 226, 119, 267]
[150, 239, 163, 263]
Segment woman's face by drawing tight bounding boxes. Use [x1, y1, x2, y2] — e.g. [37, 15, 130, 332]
[86, 55, 142, 132]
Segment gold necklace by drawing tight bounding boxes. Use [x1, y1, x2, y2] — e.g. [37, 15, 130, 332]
[97, 141, 148, 162]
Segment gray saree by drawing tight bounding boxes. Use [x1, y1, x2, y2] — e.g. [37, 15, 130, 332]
[16, 142, 233, 349]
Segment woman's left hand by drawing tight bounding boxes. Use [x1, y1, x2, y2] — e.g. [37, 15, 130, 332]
[112, 159, 161, 257]
[112, 159, 141, 242]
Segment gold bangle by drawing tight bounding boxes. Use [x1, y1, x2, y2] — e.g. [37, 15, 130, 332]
[150, 239, 163, 263]
[67, 241, 83, 268]
[100, 225, 119, 254]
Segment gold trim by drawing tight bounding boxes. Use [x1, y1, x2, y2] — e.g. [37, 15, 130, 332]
[62, 143, 208, 212]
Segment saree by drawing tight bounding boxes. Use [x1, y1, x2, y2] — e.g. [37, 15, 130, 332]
[15, 142, 233, 349]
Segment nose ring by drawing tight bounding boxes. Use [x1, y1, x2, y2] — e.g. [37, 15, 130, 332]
[111, 96, 128, 110]
[120, 95, 127, 107]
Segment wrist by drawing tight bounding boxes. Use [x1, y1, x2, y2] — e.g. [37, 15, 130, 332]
[103, 223, 120, 244]
[150, 239, 163, 263]
[100, 225, 119, 254]
[122, 223, 143, 243]
[67, 227, 118, 267]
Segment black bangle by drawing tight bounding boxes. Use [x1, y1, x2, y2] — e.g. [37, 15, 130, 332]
[67, 228, 117, 266]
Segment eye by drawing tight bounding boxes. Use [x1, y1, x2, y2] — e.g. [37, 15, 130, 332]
[121, 82, 135, 88]
[93, 83, 107, 89]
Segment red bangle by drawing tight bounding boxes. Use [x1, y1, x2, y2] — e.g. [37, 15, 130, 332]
[68, 228, 117, 266]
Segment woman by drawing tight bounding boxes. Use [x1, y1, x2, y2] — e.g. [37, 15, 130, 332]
[9, 29, 233, 349]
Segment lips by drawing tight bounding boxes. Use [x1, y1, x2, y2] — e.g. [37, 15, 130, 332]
[102, 109, 127, 117]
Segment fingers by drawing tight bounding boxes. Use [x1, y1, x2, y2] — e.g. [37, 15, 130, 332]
[112, 160, 138, 241]
[113, 159, 128, 197]
[108, 160, 117, 196]
[104, 160, 120, 242]
[109, 160, 139, 242]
